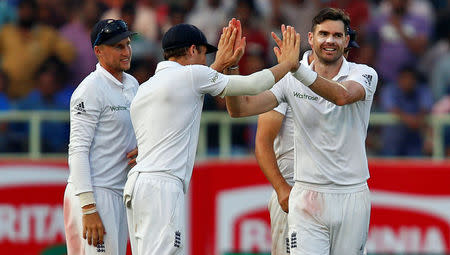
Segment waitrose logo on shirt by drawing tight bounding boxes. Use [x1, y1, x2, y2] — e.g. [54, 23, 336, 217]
[293, 91, 318, 101]
[109, 105, 128, 111]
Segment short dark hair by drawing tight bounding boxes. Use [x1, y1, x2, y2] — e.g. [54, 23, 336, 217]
[163, 45, 202, 60]
[311, 8, 350, 35]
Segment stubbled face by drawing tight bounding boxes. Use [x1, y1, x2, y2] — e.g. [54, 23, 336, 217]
[191, 45, 207, 65]
[309, 20, 349, 64]
[96, 37, 132, 74]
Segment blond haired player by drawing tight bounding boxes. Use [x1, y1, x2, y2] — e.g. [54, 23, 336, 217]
[63, 19, 138, 255]
[227, 8, 377, 254]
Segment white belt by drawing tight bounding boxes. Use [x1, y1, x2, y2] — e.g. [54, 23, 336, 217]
[123, 171, 139, 208]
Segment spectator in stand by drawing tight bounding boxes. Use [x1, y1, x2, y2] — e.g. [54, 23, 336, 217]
[117, 2, 160, 62]
[102, 0, 164, 42]
[16, 57, 69, 153]
[36, 0, 69, 28]
[0, 0, 75, 99]
[270, 0, 320, 53]
[60, 0, 104, 87]
[187, 0, 227, 45]
[380, 66, 433, 156]
[366, 0, 431, 83]
[377, 0, 435, 25]
[326, 0, 369, 32]
[160, 4, 187, 35]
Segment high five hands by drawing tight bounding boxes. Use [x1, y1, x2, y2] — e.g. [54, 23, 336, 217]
[212, 18, 246, 72]
[272, 24, 301, 72]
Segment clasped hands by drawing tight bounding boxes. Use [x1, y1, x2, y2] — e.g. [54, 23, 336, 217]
[213, 19, 300, 73]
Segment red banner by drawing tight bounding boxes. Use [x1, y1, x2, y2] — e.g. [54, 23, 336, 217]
[190, 159, 450, 255]
[0, 159, 449, 254]
[0, 161, 69, 255]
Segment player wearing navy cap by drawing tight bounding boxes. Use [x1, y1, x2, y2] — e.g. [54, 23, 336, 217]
[63, 19, 138, 255]
[124, 19, 302, 255]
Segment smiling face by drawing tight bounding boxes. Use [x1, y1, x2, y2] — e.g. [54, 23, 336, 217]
[95, 37, 132, 79]
[309, 19, 349, 64]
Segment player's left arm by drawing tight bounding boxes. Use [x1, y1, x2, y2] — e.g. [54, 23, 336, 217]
[294, 64, 378, 106]
[308, 77, 366, 106]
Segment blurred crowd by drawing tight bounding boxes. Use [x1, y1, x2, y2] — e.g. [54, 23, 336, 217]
[0, 0, 449, 157]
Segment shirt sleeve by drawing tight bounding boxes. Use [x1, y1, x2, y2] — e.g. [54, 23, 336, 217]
[347, 65, 378, 101]
[273, 102, 288, 116]
[68, 81, 102, 195]
[190, 65, 229, 96]
[270, 73, 290, 104]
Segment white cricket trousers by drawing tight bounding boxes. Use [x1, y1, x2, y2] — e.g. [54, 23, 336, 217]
[63, 183, 128, 255]
[126, 173, 185, 255]
[268, 190, 290, 255]
[288, 182, 371, 255]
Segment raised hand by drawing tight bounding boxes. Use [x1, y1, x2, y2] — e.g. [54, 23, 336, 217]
[228, 18, 246, 66]
[211, 18, 246, 72]
[271, 25, 300, 72]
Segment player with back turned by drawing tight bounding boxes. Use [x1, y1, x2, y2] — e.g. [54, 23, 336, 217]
[124, 19, 302, 254]
[63, 19, 138, 255]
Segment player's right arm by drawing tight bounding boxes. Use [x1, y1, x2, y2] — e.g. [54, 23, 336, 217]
[220, 25, 300, 117]
[69, 81, 105, 246]
[255, 109, 292, 212]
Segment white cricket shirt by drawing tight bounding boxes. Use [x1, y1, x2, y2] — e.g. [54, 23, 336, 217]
[272, 102, 294, 185]
[129, 61, 229, 192]
[270, 57, 378, 185]
[68, 63, 138, 195]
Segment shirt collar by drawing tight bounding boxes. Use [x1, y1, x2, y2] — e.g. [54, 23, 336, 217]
[331, 57, 350, 81]
[96, 63, 125, 88]
[155, 61, 183, 73]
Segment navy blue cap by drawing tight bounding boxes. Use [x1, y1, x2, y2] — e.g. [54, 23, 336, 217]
[347, 26, 359, 48]
[91, 19, 136, 48]
[162, 24, 217, 54]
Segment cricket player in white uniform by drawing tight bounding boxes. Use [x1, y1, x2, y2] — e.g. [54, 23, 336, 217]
[124, 20, 302, 255]
[63, 19, 139, 255]
[226, 8, 378, 254]
[255, 28, 361, 254]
